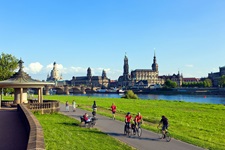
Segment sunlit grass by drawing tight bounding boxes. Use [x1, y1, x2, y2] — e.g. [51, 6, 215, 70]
[42, 95, 225, 150]
[34, 113, 134, 150]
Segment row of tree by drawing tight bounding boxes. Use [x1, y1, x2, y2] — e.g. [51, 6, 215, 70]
[164, 77, 225, 88]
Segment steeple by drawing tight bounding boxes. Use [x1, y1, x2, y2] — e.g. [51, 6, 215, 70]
[123, 53, 129, 80]
[152, 51, 158, 72]
[87, 67, 92, 80]
[102, 70, 106, 78]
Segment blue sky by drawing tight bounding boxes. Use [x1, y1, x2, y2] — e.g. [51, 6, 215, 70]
[0, 0, 225, 80]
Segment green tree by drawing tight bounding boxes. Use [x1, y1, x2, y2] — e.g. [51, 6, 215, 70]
[219, 75, 225, 87]
[164, 79, 177, 88]
[123, 90, 138, 99]
[0, 53, 18, 95]
[203, 79, 212, 87]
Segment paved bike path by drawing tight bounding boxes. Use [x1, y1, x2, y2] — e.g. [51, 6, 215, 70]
[59, 104, 204, 150]
[0, 108, 28, 150]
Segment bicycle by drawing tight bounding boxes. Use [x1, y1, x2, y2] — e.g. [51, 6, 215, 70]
[131, 123, 142, 137]
[124, 123, 131, 137]
[157, 127, 171, 142]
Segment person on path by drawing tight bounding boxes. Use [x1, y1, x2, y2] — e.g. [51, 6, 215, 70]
[65, 101, 69, 112]
[111, 103, 116, 120]
[124, 112, 132, 132]
[158, 115, 169, 138]
[72, 100, 76, 112]
[92, 101, 97, 117]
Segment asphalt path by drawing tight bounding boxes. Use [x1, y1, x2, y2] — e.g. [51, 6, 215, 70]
[60, 104, 205, 150]
[0, 108, 28, 150]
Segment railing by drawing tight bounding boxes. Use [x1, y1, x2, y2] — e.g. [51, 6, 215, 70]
[17, 104, 45, 150]
[1, 100, 14, 107]
[27, 100, 60, 114]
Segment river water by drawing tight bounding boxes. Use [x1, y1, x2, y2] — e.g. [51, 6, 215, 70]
[72, 93, 225, 105]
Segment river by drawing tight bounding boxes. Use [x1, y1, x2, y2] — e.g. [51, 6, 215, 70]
[71, 93, 225, 105]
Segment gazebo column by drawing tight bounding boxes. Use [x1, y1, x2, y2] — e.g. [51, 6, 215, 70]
[38, 87, 43, 103]
[14, 88, 28, 104]
[20, 88, 23, 104]
[38, 88, 41, 103]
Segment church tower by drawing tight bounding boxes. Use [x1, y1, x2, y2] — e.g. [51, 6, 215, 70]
[102, 70, 107, 79]
[87, 67, 92, 80]
[152, 52, 158, 72]
[123, 54, 130, 80]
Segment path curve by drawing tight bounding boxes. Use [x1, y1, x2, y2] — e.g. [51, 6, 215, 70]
[60, 104, 204, 150]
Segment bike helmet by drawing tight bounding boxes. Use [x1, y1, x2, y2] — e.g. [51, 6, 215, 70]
[127, 112, 130, 115]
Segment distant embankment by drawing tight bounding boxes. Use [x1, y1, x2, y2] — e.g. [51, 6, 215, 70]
[134, 88, 225, 95]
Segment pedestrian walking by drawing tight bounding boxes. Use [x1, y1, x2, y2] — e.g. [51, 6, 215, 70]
[65, 101, 69, 112]
[72, 100, 76, 112]
[111, 103, 116, 120]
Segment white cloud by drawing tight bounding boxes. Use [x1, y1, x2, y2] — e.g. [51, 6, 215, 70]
[185, 64, 194, 68]
[25, 62, 43, 74]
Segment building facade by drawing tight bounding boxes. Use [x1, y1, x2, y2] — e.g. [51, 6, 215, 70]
[118, 53, 166, 89]
[70, 67, 110, 88]
[208, 66, 225, 87]
[46, 62, 62, 82]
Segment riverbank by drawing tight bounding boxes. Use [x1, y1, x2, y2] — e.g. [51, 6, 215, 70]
[132, 87, 225, 95]
[43, 95, 225, 150]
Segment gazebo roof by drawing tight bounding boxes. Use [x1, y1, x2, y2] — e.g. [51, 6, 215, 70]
[0, 59, 54, 88]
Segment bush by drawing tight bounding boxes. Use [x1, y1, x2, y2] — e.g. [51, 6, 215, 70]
[123, 90, 138, 99]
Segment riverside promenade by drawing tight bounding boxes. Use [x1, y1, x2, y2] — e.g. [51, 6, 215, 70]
[59, 104, 204, 150]
[0, 108, 28, 150]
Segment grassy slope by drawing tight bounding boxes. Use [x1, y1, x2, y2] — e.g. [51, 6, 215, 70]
[34, 113, 134, 150]
[42, 95, 225, 150]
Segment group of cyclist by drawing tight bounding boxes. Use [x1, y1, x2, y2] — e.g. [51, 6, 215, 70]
[81, 101, 169, 138]
[125, 112, 143, 134]
[125, 112, 168, 137]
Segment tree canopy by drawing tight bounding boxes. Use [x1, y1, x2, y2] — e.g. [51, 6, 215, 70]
[219, 75, 225, 87]
[164, 79, 177, 88]
[0, 53, 18, 81]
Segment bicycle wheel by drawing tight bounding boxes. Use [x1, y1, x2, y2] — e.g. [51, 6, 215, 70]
[137, 128, 142, 137]
[157, 129, 163, 139]
[127, 128, 131, 137]
[165, 132, 171, 142]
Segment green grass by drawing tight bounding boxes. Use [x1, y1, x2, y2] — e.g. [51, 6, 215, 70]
[42, 95, 225, 150]
[34, 113, 134, 150]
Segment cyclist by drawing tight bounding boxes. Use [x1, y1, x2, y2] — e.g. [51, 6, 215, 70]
[111, 103, 116, 120]
[124, 112, 132, 133]
[133, 112, 143, 134]
[158, 115, 169, 138]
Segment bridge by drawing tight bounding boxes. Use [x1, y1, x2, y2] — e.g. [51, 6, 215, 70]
[43, 85, 100, 95]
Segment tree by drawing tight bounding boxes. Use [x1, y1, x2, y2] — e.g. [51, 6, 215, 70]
[0, 53, 18, 95]
[164, 79, 177, 88]
[203, 79, 212, 87]
[219, 75, 225, 87]
[123, 90, 138, 99]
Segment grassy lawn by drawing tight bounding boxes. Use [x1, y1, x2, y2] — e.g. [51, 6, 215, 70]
[34, 113, 134, 150]
[41, 95, 225, 150]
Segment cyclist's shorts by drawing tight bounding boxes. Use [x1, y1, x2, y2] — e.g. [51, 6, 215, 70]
[162, 125, 168, 130]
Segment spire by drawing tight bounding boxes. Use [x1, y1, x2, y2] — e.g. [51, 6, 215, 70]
[152, 50, 158, 72]
[18, 58, 24, 71]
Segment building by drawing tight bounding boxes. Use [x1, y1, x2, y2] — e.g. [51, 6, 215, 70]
[159, 72, 183, 87]
[46, 62, 62, 82]
[118, 53, 165, 89]
[118, 55, 132, 88]
[208, 66, 225, 87]
[70, 67, 110, 88]
[131, 53, 164, 85]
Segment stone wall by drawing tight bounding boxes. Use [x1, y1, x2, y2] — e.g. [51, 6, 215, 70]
[17, 104, 45, 150]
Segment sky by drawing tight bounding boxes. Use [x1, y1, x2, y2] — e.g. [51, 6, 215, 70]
[0, 0, 225, 81]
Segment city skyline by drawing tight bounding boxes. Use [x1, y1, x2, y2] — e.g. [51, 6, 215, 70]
[0, 0, 225, 80]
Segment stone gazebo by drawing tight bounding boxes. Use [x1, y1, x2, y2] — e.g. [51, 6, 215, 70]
[0, 59, 54, 108]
